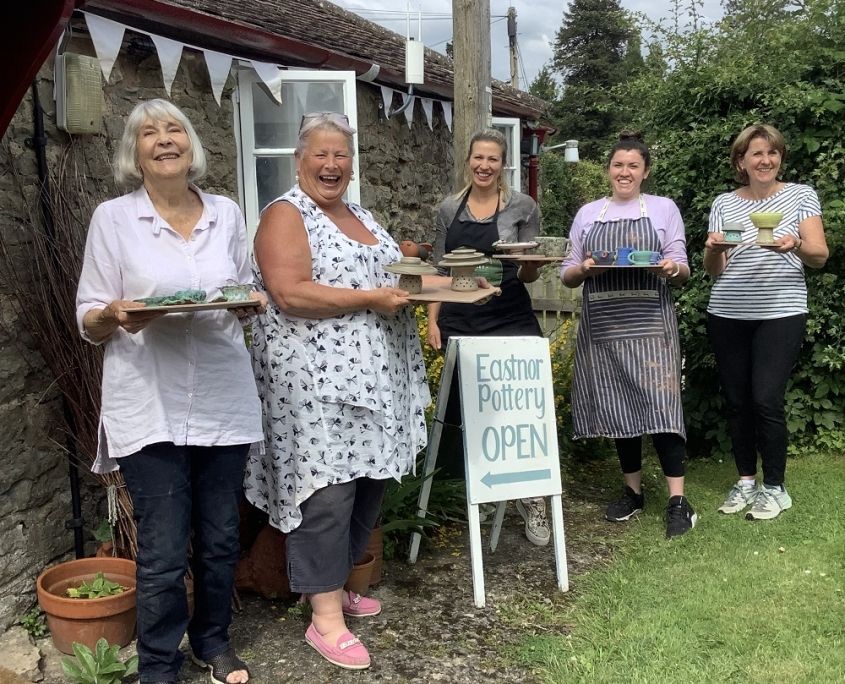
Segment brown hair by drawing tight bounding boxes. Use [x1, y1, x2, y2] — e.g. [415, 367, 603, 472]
[606, 129, 651, 169]
[730, 124, 786, 184]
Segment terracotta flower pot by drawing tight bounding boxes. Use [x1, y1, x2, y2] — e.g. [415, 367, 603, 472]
[364, 526, 384, 586]
[344, 552, 374, 596]
[36, 557, 137, 655]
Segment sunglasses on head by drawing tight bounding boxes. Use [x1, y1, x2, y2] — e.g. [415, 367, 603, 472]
[299, 112, 350, 132]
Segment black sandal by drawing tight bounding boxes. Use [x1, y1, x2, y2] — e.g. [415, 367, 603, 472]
[192, 648, 250, 684]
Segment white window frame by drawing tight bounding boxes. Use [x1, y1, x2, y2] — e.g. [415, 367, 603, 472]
[492, 116, 521, 192]
[234, 67, 359, 239]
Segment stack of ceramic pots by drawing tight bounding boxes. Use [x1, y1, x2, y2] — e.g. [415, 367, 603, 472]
[384, 256, 438, 294]
[438, 248, 489, 291]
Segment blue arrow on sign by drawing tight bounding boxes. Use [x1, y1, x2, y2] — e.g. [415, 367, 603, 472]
[481, 469, 552, 488]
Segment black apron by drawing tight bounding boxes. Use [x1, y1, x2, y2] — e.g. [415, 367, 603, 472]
[571, 196, 685, 440]
[436, 191, 542, 343]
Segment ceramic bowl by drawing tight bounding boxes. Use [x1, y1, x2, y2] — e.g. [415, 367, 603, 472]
[749, 212, 783, 229]
[221, 284, 253, 302]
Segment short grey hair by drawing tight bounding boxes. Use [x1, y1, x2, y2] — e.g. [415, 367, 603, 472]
[295, 112, 356, 157]
[114, 99, 207, 187]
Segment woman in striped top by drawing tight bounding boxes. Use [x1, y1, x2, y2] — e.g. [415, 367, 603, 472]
[704, 123, 829, 521]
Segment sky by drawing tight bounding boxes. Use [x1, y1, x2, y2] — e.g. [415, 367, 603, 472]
[332, 0, 724, 89]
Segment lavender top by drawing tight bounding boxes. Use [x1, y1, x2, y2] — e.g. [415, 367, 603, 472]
[562, 194, 688, 269]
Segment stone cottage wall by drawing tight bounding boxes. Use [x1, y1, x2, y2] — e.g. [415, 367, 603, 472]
[0, 27, 456, 628]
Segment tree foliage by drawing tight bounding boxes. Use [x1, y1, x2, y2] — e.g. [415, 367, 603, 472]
[614, 0, 845, 455]
[549, 0, 642, 158]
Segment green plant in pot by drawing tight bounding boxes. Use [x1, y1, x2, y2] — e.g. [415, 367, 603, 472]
[36, 557, 137, 655]
[62, 638, 138, 684]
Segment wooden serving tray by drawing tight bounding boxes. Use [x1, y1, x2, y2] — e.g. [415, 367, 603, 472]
[492, 255, 566, 263]
[721, 240, 780, 250]
[407, 283, 502, 304]
[122, 300, 259, 314]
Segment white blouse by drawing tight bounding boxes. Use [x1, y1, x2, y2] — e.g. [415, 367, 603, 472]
[76, 186, 263, 473]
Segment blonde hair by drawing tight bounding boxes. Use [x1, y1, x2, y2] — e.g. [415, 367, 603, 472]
[731, 124, 786, 184]
[295, 113, 357, 157]
[455, 129, 512, 200]
[114, 99, 206, 187]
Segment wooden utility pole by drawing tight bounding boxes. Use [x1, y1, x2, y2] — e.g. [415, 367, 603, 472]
[508, 7, 518, 89]
[452, 0, 492, 189]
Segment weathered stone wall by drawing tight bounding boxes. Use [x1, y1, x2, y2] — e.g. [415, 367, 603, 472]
[0, 28, 455, 628]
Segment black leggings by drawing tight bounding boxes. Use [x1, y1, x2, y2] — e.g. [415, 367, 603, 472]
[614, 433, 686, 478]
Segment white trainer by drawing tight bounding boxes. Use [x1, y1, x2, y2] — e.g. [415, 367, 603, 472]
[745, 484, 793, 520]
[718, 481, 759, 514]
[515, 497, 550, 546]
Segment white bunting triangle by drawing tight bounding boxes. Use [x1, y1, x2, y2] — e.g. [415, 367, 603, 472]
[380, 86, 394, 116]
[402, 94, 415, 128]
[251, 61, 283, 104]
[441, 101, 453, 131]
[421, 98, 434, 130]
[84, 13, 125, 82]
[202, 49, 233, 105]
[149, 34, 184, 96]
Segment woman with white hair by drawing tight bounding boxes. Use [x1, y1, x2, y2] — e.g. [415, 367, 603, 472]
[76, 98, 263, 684]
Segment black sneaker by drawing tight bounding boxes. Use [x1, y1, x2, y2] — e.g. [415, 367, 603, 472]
[605, 486, 644, 522]
[665, 496, 697, 538]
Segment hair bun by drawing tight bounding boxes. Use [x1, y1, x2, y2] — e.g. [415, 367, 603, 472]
[618, 129, 644, 143]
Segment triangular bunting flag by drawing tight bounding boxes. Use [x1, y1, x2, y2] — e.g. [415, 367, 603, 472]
[380, 86, 394, 116]
[201, 49, 232, 105]
[421, 98, 434, 130]
[251, 61, 283, 104]
[84, 13, 125, 82]
[441, 101, 453, 131]
[402, 94, 415, 128]
[149, 34, 184, 96]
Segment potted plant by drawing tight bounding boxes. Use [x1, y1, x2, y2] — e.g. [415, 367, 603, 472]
[62, 638, 138, 684]
[36, 557, 136, 655]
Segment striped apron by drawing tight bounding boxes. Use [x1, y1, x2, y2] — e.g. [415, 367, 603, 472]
[571, 196, 686, 440]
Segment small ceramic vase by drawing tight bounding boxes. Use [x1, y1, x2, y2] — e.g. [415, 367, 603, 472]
[749, 212, 783, 244]
[723, 221, 745, 242]
[384, 256, 438, 295]
[438, 248, 489, 291]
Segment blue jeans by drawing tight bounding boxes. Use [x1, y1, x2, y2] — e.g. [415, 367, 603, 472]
[120, 442, 249, 683]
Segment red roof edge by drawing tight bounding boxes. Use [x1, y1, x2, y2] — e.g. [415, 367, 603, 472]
[0, 0, 82, 138]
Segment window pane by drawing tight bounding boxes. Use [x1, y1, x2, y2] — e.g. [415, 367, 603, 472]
[256, 156, 297, 212]
[253, 81, 346, 148]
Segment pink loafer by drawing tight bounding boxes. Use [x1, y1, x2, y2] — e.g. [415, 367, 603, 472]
[304, 623, 371, 670]
[342, 590, 382, 617]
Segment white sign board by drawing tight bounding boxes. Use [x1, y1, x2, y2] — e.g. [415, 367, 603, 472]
[458, 337, 563, 505]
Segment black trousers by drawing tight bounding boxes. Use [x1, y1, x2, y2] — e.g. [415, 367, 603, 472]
[285, 477, 387, 594]
[707, 313, 806, 486]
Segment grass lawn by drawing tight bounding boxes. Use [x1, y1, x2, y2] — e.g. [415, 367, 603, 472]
[514, 452, 845, 684]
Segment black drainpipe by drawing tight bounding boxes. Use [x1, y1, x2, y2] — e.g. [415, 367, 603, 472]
[27, 80, 85, 559]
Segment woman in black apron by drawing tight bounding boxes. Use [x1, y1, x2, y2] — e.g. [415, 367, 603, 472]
[562, 131, 697, 538]
[427, 129, 549, 546]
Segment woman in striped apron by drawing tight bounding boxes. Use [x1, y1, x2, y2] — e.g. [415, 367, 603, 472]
[561, 131, 697, 538]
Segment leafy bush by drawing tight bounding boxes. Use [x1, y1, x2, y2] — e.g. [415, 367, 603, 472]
[61, 639, 138, 684]
[613, 0, 845, 455]
[539, 155, 608, 236]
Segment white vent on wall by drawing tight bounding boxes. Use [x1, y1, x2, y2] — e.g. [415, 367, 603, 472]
[55, 53, 104, 134]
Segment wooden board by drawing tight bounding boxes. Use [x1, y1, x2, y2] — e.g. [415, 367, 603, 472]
[721, 241, 780, 250]
[492, 255, 566, 263]
[122, 300, 259, 315]
[588, 263, 661, 269]
[407, 283, 502, 303]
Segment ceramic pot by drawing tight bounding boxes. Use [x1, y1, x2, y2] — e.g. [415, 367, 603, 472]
[397, 273, 422, 294]
[364, 526, 384, 586]
[36, 557, 137, 655]
[345, 552, 374, 595]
